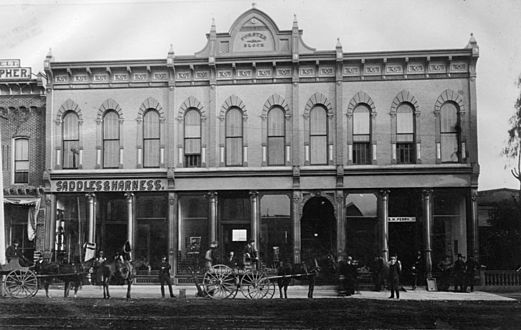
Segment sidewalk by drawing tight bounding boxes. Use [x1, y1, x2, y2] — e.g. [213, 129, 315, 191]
[34, 284, 514, 301]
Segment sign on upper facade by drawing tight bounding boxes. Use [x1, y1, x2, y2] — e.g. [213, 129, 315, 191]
[52, 179, 167, 192]
[0, 59, 31, 80]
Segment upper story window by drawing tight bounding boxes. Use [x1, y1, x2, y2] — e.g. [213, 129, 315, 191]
[440, 102, 460, 162]
[14, 138, 29, 184]
[396, 103, 415, 164]
[184, 109, 201, 167]
[225, 107, 243, 166]
[310, 106, 328, 165]
[103, 110, 120, 168]
[143, 109, 160, 168]
[62, 111, 80, 169]
[352, 104, 371, 165]
[267, 107, 285, 166]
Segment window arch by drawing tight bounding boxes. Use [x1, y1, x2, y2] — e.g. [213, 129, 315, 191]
[396, 103, 415, 164]
[352, 104, 371, 164]
[184, 109, 201, 167]
[62, 111, 80, 169]
[310, 105, 328, 165]
[225, 107, 243, 166]
[440, 102, 460, 162]
[14, 138, 29, 183]
[143, 109, 160, 167]
[103, 110, 120, 168]
[267, 106, 285, 165]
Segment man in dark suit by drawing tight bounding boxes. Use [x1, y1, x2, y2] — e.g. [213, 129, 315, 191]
[159, 256, 175, 298]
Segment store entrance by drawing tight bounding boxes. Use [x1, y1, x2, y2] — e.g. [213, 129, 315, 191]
[220, 223, 251, 265]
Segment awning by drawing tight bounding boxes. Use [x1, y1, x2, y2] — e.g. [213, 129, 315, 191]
[3, 197, 41, 241]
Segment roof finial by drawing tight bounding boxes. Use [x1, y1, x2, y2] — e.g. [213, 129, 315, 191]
[465, 32, 479, 56]
[252, 2, 256, 8]
[169, 44, 174, 54]
[46, 48, 53, 58]
[336, 38, 342, 48]
[293, 14, 298, 29]
[211, 17, 216, 33]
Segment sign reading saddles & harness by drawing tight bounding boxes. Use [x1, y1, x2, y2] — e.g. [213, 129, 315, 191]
[53, 179, 166, 192]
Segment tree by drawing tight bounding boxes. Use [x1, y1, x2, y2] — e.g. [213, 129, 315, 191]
[502, 76, 521, 204]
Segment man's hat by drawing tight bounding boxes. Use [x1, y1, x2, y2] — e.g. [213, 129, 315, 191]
[210, 241, 218, 248]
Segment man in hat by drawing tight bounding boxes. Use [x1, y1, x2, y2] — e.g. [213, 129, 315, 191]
[388, 254, 402, 299]
[159, 256, 175, 298]
[453, 254, 466, 292]
[6, 241, 23, 263]
[243, 239, 259, 270]
[205, 241, 218, 270]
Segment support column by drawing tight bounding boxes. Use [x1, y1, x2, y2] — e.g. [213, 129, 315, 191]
[335, 191, 345, 257]
[168, 192, 178, 278]
[125, 192, 135, 260]
[379, 190, 389, 261]
[471, 189, 479, 260]
[422, 189, 434, 278]
[208, 192, 218, 242]
[86, 193, 96, 244]
[250, 191, 260, 248]
[292, 191, 302, 264]
[45, 194, 57, 254]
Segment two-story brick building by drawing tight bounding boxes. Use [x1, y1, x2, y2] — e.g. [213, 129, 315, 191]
[42, 7, 479, 279]
[0, 59, 46, 264]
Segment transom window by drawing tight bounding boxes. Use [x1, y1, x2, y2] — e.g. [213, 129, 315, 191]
[103, 110, 120, 168]
[62, 111, 80, 169]
[396, 103, 415, 164]
[14, 138, 29, 183]
[310, 106, 328, 165]
[440, 102, 460, 162]
[225, 107, 243, 166]
[352, 104, 371, 165]
[267, 107, 285, 166]
[143, 109, 160, 167]
[184, 109, 201, 167]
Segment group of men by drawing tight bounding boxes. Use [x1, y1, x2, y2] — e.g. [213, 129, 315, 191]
[204, 239, 259, 270]
[438, 253, 479, 292]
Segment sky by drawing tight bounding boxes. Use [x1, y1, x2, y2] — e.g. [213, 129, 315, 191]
[1, 0, 520, 191]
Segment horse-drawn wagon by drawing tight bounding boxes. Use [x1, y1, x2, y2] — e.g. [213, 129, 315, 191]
[0, 257, 39, 298]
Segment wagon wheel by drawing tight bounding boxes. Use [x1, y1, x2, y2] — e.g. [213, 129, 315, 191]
[5, 270, 39, 298]
[240, 270, 267, 299]
[247, 276, 276, 299]
[202, 264, 237, 299]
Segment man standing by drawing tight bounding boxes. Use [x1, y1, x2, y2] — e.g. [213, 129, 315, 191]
[159, 256, 175, 298]
[243, 239, 259, 270]
[205, 241, 218, 270]
[464, 256, 479, 292]
[5, 241, 22, 263]
[388, 254, 402, 299]
[453, 254, 466, 292]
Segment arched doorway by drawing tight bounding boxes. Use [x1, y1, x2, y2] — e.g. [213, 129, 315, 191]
[301, 196, 336, 261]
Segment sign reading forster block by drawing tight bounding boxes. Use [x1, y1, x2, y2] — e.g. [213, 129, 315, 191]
[388, 217, 416, 222]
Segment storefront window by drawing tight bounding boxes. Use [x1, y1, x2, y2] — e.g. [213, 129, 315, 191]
[260, 194, 291, 266]
[56, 195, 88, 263]
[345, 193, 377, 266]
[433, 192, 466, 265]
[178, 195, 208, 273]
[97, 194, 128, 258]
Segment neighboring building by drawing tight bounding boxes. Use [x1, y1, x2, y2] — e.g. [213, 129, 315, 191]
[0, 59, 46, 263]
[42, 7, 479, 279]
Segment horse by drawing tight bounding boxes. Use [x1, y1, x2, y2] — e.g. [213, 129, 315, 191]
[93, 256, 135, 299]
[34, 259, 84, 298]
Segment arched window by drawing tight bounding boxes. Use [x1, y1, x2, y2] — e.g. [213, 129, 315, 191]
[143, 109, 160, 167]
[396, 103, 415, 164]
[225, 107, 243, 166]
[353, 104, 371, 164]
[310, 106, 328, 165]
[14, 138, 29, 183]
[62, 111, 79, 169]
[440, 102, 460, 162]
[267, 107, 285, 165]
[184, 109, 201, 167]
[103, 110, 120, 168]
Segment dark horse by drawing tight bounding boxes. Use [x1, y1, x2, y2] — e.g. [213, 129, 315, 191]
[34, 259, 84, 298]
[93, 257, 135, 299]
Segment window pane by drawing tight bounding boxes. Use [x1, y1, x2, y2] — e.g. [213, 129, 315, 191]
[353, 142, 371, 165]
[310, 106, 327, 135]
[226, 108, 243, 137]
[15, 139, 28, 161]
[268, 136, 284, 165]
[441, 103, 458, 133]
[397, 103, 414, 134]
[63, 112, 79, 140]
[310, 135, 327, 164]
[397, 143, 415, 164]
[441, 133, 459, 162]
[103, 140, 119, 168]
[144, 139, 160, 167]
[226, 137, 243, 165]
[144, 110, 160, 139]
[268, 107, 285, 136]
[353, 105, 370, 135]
[103, 111, 119, 139]
[185, 138, 201, 154]
[63, 141, 79, 169]
[185, 110, 201, 138]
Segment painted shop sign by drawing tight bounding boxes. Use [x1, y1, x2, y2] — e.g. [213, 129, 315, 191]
[388, 217, 416, 222]
[53, 179, 167, 192]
